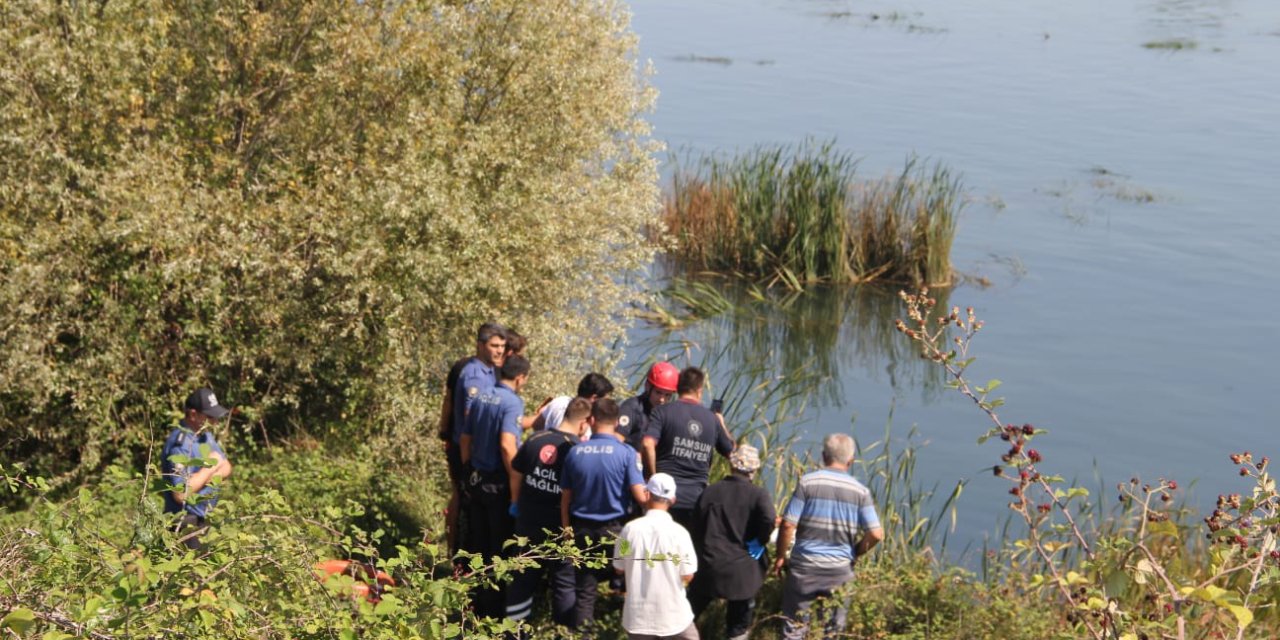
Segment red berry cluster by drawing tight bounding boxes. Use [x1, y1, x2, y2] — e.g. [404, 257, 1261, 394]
[997, 424, 1039, 467]
[1230, 451, 1272, 476]
[1203, 449, 1280, 555]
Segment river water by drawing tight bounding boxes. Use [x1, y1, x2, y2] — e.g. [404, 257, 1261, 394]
[626, 0, 1280, 552]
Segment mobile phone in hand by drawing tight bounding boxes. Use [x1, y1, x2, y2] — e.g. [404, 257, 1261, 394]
[710, 397, 724, 413]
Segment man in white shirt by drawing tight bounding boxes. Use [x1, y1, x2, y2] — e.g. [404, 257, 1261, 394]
[612, 473, 700, 640]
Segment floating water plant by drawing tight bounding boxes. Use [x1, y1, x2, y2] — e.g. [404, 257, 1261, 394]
[662, 142, 963, 288]
[1142, 38, 1197, 50]
[670, 53, 733, 65]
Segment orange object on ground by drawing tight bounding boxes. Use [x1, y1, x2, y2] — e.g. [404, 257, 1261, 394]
[314, 559, 396, 603]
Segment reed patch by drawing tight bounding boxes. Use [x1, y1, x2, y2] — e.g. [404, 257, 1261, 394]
[661, 142, 963, 288]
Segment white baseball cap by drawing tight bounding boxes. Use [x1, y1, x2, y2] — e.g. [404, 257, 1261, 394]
[645, 473, 677, 501]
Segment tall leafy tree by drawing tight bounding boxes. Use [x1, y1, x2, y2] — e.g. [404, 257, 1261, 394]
[0, 0, 659, 485]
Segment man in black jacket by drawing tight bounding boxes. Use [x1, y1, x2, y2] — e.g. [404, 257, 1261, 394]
[689, 444, 775, 640]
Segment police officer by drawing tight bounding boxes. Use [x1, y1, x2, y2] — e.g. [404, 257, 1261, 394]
[439, 322, 507, 553]
[161, 387, 234, 550]
[617, 361, 678, 450]
[643, 367, 735, 529]
[559, 398, 647, 633]
[459, 354, 530, 618]
[504, 397, 590, 629]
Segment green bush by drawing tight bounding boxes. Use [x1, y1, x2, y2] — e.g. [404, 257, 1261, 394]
[0, 0, 660, 492]
[0, 449, 651, 639]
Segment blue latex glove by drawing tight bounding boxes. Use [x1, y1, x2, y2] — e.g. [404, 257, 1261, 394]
[508, 503, 520, 518]
[746, 538, 765, 560]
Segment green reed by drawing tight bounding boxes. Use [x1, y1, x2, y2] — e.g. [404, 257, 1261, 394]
[663, 142, 963, 288]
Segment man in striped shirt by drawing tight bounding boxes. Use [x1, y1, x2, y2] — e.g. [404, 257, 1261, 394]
[772, 433, 883, 640]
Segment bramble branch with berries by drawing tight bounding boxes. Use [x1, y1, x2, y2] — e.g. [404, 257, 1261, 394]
[896, 290, 1279, 640]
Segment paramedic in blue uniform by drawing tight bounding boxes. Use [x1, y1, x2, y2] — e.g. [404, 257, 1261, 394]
[559, 398, 648, 634]
[459, 353, 529, 618]
[504, 397, 591, 630]
[161, 387, 234, 550]
[643, 366, 736, 529]
[439, 322, 507, 553]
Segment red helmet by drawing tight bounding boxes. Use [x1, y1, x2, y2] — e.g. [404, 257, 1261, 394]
[647, 362, 679, 393]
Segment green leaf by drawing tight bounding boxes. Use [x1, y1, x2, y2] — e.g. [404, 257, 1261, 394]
[1103, 570, 1130, 597]
[78, 597, 104, 623]
[373, 594, 400, 616]
[1227, 604, 1253, 628]
[1190, 585, 1227, 602]
[2, 609, 37, 635]
[1148, 520, 1179, 538]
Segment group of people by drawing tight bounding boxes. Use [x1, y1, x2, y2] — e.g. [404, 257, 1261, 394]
[439, 323, 885, 640]
[156, 322, 884, 639]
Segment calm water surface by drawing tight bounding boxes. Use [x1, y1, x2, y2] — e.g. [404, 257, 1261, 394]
[626, 0, 1280, 550]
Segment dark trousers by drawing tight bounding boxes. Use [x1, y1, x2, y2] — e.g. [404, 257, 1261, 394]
[571, 517, 623, 632]
[172, 513, 207, 550]
[669, 506, 696, 531]
[466, 472, 513, 619]
[690, 589, 756, 640]
[780, 572, 850, 640]
[505, 514, 576, 629]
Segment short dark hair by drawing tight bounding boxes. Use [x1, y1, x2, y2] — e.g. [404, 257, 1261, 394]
[477, 322, 507, 344]
[504, 330, 527, 355]
[564, 397, 592, 423]
[677, 367, 705, 395]
[576, 372, 614, 399]
[591, 397, 620, 424]
[500, 354, 531, 381]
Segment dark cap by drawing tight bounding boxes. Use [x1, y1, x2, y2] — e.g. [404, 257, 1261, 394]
[185, 387, 231, 420]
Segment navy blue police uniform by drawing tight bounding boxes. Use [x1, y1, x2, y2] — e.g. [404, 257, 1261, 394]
[161, 422, 227, 549]
[504, 429, 578, 627]
[459, 379, 524, 618]
[440, 356, 470, 487]
[560, 434, 645, 630]
[616, 394, 656, 452]
[452, 357, 497, 445]
[645, 398, 735, 528]
[448, 356, 496, 490]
